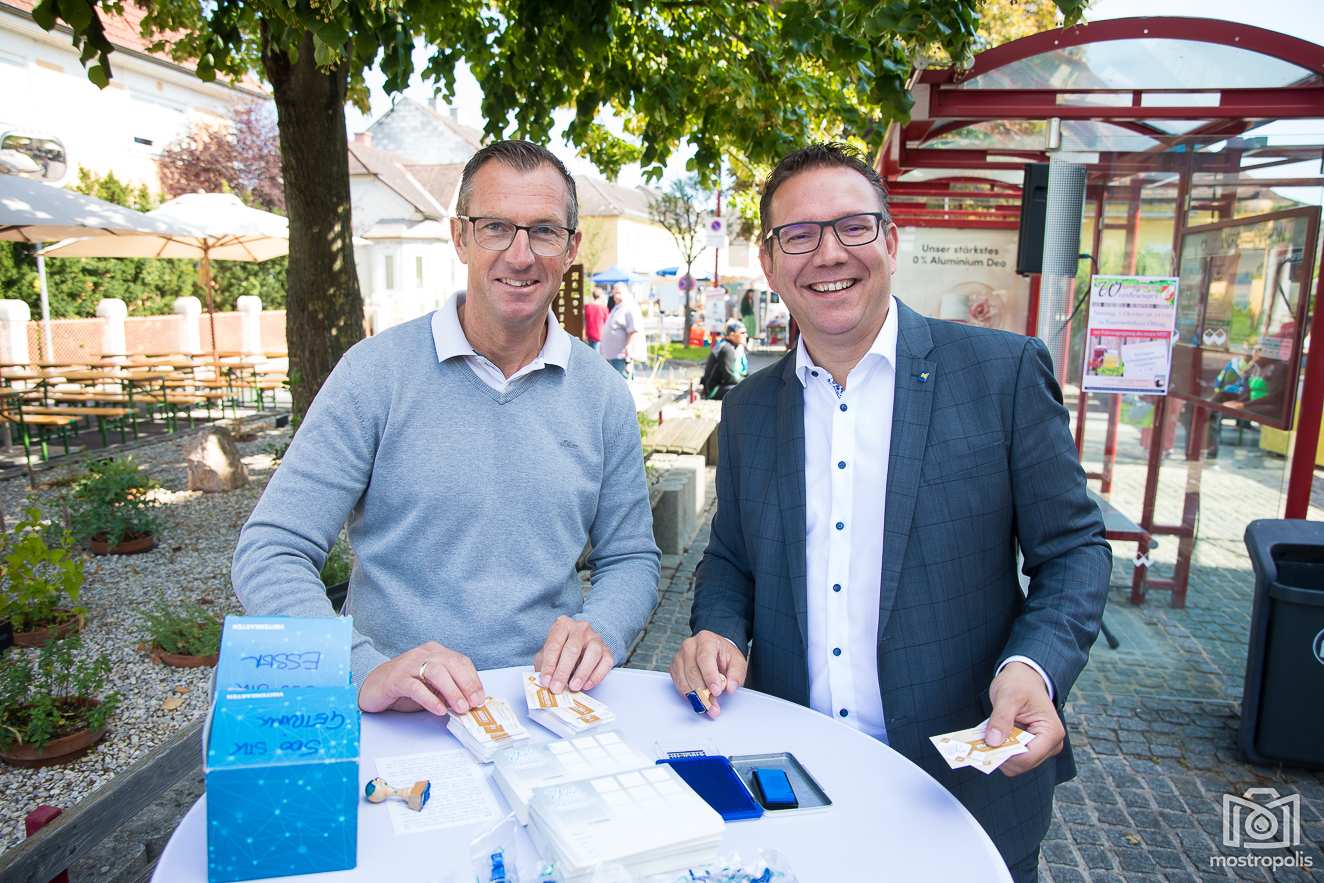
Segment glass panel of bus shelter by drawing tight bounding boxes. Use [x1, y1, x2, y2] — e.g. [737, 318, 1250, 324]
[1170, 208, 1318, 432]
[1067, 205, 1323, 592]
[957, 39, 1322, 90]
[897, 167, 1025, 186]
[921, 120, 1160, 153]
[1064, 171, 1178, 388]
[1028, 97, 1324, 597]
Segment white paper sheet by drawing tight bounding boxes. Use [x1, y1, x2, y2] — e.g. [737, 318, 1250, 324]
[374, 749, 501, 835]
[1121, 339, 1167, 380]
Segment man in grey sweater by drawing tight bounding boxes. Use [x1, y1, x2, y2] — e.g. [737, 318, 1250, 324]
[232, 141, 660, 718]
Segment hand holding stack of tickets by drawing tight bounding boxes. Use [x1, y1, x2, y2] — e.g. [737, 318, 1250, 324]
[929, 719, 1037, 774]
[446, 697, 530, 762]
[522, 671, 616, 738]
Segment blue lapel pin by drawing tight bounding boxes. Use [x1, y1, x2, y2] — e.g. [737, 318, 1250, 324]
[918, 370, 930, 383]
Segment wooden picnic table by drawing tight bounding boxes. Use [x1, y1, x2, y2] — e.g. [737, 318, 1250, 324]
[212, 350, 288, 359]
[42, 392, 140, 403]
[24, 405, 136, 418]
[0, 360, 99, 369]
[55, 368, 176, 382]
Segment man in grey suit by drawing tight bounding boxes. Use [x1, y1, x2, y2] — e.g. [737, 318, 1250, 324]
[669, 143, 1110, 881]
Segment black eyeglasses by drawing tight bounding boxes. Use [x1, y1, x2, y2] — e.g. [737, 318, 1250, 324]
[764, 212, 885, 255]
[459, 216, 575, 257]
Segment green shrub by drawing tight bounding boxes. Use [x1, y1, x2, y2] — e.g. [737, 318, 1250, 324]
[648, 342, 710, 363]
[143, 595, 222, 657]
[0, 636, 120, 751]
[67, 457, 162, 547]
[265, 439, 290, 463]
[0, 506, 85, 633]
[320, 536, 352, 586]
[636, 410, 658, 446]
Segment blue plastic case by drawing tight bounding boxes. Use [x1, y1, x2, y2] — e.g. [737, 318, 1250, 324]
[656, 755, 763, 821]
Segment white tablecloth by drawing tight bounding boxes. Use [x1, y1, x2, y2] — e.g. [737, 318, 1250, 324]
[153, 666, 1011, 882]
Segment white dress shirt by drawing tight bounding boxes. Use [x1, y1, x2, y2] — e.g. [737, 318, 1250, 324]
[796, 302, 1053, 745]
[431, 291, 572, 392]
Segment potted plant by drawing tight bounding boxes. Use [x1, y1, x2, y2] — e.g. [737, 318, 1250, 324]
[67, 457, 162, 555]
[0, 507, 85, 648]
[143, 595, 222, 667]
[0, 636, 120, 767]
[321, 536, 352, 613]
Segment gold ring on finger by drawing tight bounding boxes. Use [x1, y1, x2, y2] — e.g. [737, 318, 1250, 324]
[418, 660, 431, 681]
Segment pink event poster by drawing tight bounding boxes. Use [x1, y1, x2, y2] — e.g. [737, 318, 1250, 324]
[1081, 275, 1180, 395]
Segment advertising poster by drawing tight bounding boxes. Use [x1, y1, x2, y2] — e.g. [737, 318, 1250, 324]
[892, 227, 1031, 333]
[702, 287, 729, 333]
[1081, 275, 1180, 395]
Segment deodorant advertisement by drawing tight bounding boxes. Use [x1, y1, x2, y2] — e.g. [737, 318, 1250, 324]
[893, 227, 1031, 334]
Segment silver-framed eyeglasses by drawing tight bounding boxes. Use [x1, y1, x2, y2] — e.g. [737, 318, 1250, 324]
[764, 212, 885, 255]
[459, 215, 575, 257]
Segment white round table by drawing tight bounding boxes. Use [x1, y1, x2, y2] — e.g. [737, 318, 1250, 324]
[154, 667, 1011, 882]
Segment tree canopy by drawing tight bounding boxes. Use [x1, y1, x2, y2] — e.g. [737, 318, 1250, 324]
[158, 102, 285, 213]
[33, 0, 1086, 415]
[41, 0, 1084, 182]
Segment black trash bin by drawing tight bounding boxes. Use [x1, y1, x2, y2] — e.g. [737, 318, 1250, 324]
[1241, 519, 1324, 769]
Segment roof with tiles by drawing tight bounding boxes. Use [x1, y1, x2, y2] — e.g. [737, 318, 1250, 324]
[574, 174, 658, 221]
[348, 135, 459, 221]
[365, 96, 485, 165]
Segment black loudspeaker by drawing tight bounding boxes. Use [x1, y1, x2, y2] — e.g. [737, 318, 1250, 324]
[1016, 163, 1051, 275]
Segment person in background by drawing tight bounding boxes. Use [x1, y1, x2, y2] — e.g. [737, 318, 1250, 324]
[1207, 348, 1254, 458]
[602, 284, 643, 379]
[626, 285, 650, 367]
[701, 319, 749, 400]
[584, 288, 608, 351]
[740, 287, 757, 340]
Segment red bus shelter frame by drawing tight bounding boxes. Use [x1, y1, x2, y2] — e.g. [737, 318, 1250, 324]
[877, 17, 1324, 606]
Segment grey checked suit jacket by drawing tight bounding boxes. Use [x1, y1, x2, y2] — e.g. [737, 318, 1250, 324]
[691, 298, 1111, 869]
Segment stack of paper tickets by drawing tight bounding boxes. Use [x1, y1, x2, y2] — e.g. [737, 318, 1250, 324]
[492, 732, 653, 824]
[928, 718, 1037, 774]
[446, 697, 530, 763]
[521, 670, 616, 738]
[527, 765, 725, 882]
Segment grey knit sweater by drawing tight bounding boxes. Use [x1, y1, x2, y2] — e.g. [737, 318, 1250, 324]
[232, 314, 660, 685]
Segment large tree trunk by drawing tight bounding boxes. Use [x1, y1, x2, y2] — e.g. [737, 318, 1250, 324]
[262, 31, 364, 420]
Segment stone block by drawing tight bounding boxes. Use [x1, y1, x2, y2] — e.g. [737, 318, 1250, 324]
[185, 426, 249, 493]
[651, 470, 698, 554]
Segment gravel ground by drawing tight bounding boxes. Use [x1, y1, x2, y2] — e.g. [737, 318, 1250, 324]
[0, 416, 291, 854]
[0, 368, 701, 861]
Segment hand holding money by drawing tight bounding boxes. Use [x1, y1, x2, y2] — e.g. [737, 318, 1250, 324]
[984, 660, 1066, 777]
[929, 719, 1037, 774]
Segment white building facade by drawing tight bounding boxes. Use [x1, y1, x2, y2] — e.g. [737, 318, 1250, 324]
[0, 1, 264, 189]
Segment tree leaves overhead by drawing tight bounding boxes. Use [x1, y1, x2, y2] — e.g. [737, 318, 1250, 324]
[44, 0, 1084, 186]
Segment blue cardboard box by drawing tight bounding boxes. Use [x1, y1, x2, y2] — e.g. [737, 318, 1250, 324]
[205, 617, 359, 882]
[214, 616, 353, 694]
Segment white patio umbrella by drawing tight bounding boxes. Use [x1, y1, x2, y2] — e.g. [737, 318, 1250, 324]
[2, 173, 200, 360]
[39, 192, 289, 359]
